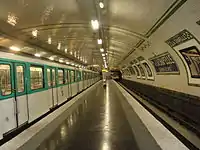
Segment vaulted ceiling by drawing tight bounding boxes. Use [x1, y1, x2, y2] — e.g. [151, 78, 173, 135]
[0, 0, 185, 69]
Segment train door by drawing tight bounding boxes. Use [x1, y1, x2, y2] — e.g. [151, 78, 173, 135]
[47, 67, 58, 108]
[13, 63, 29, 126]
[0, 62, 17, 135]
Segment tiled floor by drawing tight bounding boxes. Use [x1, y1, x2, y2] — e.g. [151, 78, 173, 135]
[36, 81, 139, 150]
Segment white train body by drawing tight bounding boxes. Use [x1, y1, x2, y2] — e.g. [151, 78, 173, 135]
[0, 51, 100, 140]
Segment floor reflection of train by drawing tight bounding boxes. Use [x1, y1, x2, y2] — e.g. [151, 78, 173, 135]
[110, 70, 122, 81]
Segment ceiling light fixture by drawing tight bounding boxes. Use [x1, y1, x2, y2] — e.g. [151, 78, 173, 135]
[57, 43, 61, 50]
[10, 46, 20, 51]
[32, 29, 38, 37]
[99, 2, 104, 8]
[48, 37, 52, 44]
[103, 57, 106, 60]
[7, 13, 17, 26]
[100, 48, 104, 52]
[49, 56, 54, 61]
[97, 39, 102, 44]
[91, 20, 99, 30]
[65, 48, 67, 53]
[66, 62, 70, 65]
[59, 59, 64, 63]
[34, 53, 41, 57]
[102, 53, 105, 56]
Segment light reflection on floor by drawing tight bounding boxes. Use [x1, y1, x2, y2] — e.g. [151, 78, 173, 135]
[101, 84, 111, 150]
[36, 81, 139, 150]
[36, 99, 89, 150]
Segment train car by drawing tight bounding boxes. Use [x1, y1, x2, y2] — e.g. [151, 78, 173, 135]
[0, 51, 100, 140]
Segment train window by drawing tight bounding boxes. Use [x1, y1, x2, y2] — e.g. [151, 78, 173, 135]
[47, 69, 51, 87]
[75, 71, 78, 81]
[65, 70, 69, 83]
[30, 66, 44, 90]
[16, 66, 24, 93]
[83, 72, 85, 80]
[77, 71, 81, 81]
[0, 64, 12, 96]
[52, 69, 56, 86]
[133, 66, 140, 76]
[58, 69, 64, 85]
[81, 72, 83, 80]
[71, 70, 75, 82]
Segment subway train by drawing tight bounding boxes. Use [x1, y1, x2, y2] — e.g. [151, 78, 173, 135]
[0, 51, 100, 140]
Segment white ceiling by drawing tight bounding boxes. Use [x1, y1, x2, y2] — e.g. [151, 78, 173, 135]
[0, 0, 183, 68]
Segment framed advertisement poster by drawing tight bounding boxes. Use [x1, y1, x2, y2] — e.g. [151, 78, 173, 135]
[165, 29, 200, 86]
[149, 52, 179, 75]
[174, 39, 200, 85]
[136, 63, 146, 79]
[141, 60, 154, 80]
[133, 64, 141, 79]
[180, 46, 200, 78]
[128, 66, 136, 75]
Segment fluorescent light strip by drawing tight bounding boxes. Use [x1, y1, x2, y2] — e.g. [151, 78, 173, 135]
[99, 2, 104, 8]
[91, 20, 99, 30]
[59, 59, 64, 63]
[48, 37, 52, 44]
[34, 53, 41, 57]
[100, 48, 104, 52]
[97, 39, 102, 44]
[49, 57, 54, 61]
[10, 46, 20, 51]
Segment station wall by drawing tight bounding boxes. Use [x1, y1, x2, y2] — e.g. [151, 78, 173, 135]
[122, 0, 200, 97]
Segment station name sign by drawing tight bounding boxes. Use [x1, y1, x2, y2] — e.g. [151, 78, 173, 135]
[166, 29, 194, 48]
[149, 52, 179, 74]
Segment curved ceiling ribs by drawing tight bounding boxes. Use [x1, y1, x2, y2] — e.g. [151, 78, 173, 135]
[13, 23, 146, 67]
[0, 0, 187, 68]
[119, 0, 187, 66]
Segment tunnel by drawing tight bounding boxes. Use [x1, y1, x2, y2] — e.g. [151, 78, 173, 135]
[0, 0, 200, 150]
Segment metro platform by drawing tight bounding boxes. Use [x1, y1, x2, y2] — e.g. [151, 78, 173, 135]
[0, 80, 198, 150]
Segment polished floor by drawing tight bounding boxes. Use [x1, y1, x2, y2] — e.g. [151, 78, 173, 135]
[36, 81, 139, 150]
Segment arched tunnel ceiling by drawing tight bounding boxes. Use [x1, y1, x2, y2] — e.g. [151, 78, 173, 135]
[0, 0, 186, 68]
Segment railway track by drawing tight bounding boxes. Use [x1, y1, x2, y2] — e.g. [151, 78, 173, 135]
[118, 80, 200, 150]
